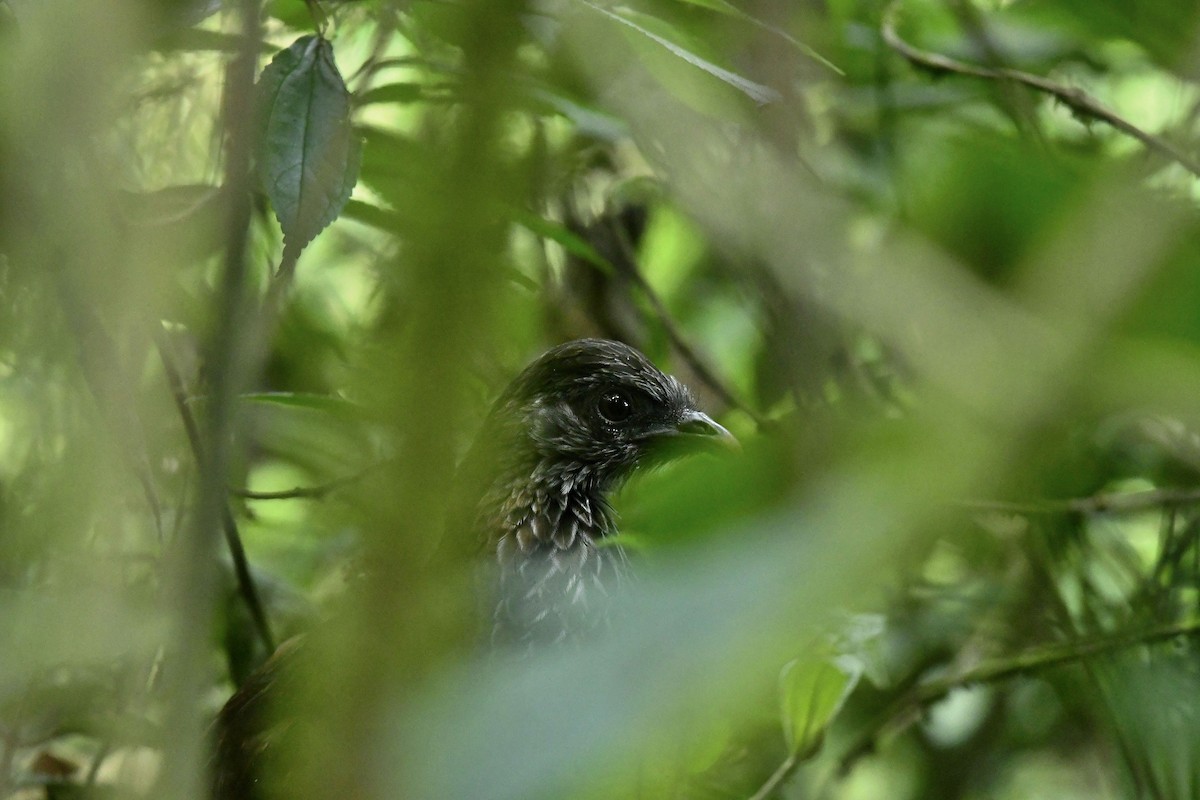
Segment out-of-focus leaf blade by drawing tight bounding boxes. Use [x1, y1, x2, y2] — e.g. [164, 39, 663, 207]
[668, 0, 844, 74]
[580, 1, 781, 105]
[257, 35, 361, 251]
[239, 392, 376, 475]
[530, 88, 629, 141]
[152, 28, 276, 54]
[240, 391, 365, 418]
[779, 653, 860, 757]
[121, 184, 224, 264]
[356, 82, 441, 106]
[511, 210, 616, 275]
[341, 199, 402, 232]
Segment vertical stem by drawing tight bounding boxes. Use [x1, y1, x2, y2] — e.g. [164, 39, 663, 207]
[306, 2, 529, 798]
[155, 329, 275, 653]
[159, 0, 263, 796]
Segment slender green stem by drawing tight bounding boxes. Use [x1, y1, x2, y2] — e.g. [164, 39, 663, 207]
[837, 617, 1200, 775]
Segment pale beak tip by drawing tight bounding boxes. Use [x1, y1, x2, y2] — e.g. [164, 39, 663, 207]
[677, 410, 741, 453]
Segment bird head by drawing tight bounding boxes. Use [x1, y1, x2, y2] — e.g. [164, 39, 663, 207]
[490, 339, 737, 492]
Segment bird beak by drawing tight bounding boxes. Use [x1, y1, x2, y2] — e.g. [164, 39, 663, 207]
[667, 409, 741, 453]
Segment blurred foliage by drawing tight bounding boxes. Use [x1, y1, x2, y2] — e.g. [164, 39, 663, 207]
[2, 0, 1200, 798]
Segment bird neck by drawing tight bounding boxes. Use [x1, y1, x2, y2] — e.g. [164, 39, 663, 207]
[481, 457, 619, 553]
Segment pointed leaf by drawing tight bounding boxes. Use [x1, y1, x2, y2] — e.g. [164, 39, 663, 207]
[257, 35, 361, 251]
[667, 0, 843, 74]
[510, 210, 616, 275]
[581, 1, 781, 105]
[779, 653, 861, 758]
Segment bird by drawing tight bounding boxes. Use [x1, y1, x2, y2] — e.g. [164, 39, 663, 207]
[460, 338, 738, 645]
[212, 338, 736, 797]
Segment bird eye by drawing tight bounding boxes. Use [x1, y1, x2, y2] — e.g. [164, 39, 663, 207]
[597, 390, 634, 424]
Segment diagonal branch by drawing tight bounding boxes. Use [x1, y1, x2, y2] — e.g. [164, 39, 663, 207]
[231, 461, 382, 501]
[154, 328, 275, 653]
[959, 485, 1200, 516]
[836, 616, 1200, 775]
[881, 0, 1200, 179]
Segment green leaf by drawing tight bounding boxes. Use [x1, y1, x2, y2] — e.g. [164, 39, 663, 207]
[356, 82, 438, 106]
[529, 88, 629, 141]
[240, 391, 365, 418]
[121, 184, 224, 265]
[779, 653, 861, 758]
[257, 35, 361, 251]
[1034, 0, 1200, 72]
[510, 211, 616, 275]
[667, 0, 844, 74]
[356, 126, 423, 205]
[239, 392, 375, 474]
[341, 199, 403, 232]
[581, 1, 781, 105]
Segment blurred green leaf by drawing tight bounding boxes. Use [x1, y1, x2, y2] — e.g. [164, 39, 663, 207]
[901, 131, 1089, 282]
[151, 27, 276, 54]
[239, 392, 375, 474]
[1035, 0, 1200, 71]
[511, 210, 616, 275]
[355, 82, 433, 106]
[666, 0, 844, 74]
[121, 184, 223, 265]
[341, 198, 402, 232]
[779, 652, 860, 757]
[529, 88, 629, 141]
[581, 1, 781, 106]
[266, 0, 317, 29]
[356, 126, 422, 203]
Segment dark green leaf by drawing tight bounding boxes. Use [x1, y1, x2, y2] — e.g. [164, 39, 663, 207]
[355, 82, 431, 106]
[1034, 0, 1200, 71]
[257, 35, 361, 251]
[341, 199, 403, 232]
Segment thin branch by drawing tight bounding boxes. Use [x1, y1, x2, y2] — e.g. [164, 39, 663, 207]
[610, 225, 770, 430]
[302, 0, 327, 34]
[346, 18, 404, 93]
[231, 462, 381, 500]
[154, 328, 275, 653]
[836, 616, 1200, 775]
[160, 2, 267, 790]
[52, 277, 165, 541]
[959, 486, 1200, 517]
[747, 751, 799, 800]
[881, 0, 1200, 179]
[84, 741, 111, 790]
